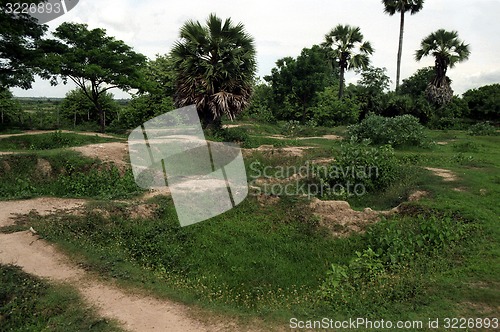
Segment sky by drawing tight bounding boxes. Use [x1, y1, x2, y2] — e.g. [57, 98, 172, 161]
[11, 0, 500, 99]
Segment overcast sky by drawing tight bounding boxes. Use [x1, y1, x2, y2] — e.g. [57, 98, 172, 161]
[12, 0, 500, 98]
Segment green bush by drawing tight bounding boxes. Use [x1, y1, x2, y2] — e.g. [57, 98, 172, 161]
[348, 114, 427, 147]
[468, 121, 497, 136]
[309, 139, 400, 198]
[280, 120, 301, 137]
[309, 87, 360, 126]
[463, 84, 500, 121]
[318, 213, 472, 310]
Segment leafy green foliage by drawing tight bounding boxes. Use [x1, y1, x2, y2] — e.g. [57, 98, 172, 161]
[0, 88, 21, 126]
[0, 0, 47, 89]
[415, 29, 470, 105]
[348, 114, 428, 147]
[280, 120, 302, 137]
[399, 67, 434, 99]
[309, 86, 360, 126]
[264, 45, 335, 122]
[310, 140, 400, 198]
[44, 22, 146, 132]
[366, 215, 469, 265]
[59, 88, 119, 128]
[323, 24, 373, 98]
[171, 13, 256, 127]
[0, 264, 121, 331]
[318, 213, 473, 311]
[468, 122, 497, 136]
[463, 84, 500, 121]
[0, 151, 141, 200]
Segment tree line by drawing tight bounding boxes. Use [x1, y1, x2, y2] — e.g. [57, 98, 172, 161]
[0, 0, 497, 133]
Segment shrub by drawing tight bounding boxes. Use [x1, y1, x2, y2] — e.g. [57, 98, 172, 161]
[309, 87, 360, 126]
[348, 114, 427, 147]
[463, 84, 500, 121]
[468, 121, 497, 136]
[309, 139, 400, 198]
[281, 120, 301, 137]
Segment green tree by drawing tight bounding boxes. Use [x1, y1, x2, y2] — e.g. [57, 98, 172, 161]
[45, 22, 147, 132]
[0, 88, 20, 125]
[382, 0, 425, 90]
[463, 84, 500, 120]
[171, 13, 256, 128]
[264, 45, 335, 121]
[309, 86, 360, 126]
[415, 29, 470, 106]
[59, 88, 118, 128]
[323, 24, 374, 99]
[351, 66, 391, 117]
[0, 0, 48, 89]
[399, 66, 434, 99]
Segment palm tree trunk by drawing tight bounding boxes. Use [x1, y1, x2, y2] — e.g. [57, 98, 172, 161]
[396, 10, 405, 91]
[338, 66, 345, 99]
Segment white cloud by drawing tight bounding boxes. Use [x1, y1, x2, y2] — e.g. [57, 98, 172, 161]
[11, 0, 500, 98]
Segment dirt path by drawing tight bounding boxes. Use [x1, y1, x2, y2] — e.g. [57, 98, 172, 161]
[0, 198, 225, 331]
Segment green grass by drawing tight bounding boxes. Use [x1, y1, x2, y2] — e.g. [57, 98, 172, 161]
[0, 151, 142, 200]
[0, 131, 121, 151]
[0, 122, 498, 329]
[0, 264, 122, 331]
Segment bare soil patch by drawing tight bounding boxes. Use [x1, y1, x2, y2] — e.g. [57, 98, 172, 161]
[267, 134, 342, 141]
[424, 167, 458, 181]
[244, 145, 314, 157]
[71, 142, 129, 168]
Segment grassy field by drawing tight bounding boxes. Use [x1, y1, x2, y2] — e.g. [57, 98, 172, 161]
[0, 124, 498, 330]
[0, 264, 122, 331]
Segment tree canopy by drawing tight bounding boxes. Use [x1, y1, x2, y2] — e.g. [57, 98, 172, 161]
[44, 22, 147, 131]
[171, 13, 256, 128]
[415, 29, 470, 105]
[323, 24, 374, 98]
[381, 0, 425, 90]
[264, 45, 335, 121]
[0, 0, 48, 89]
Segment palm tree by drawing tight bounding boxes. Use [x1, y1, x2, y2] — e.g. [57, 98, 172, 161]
[171, 13, 256, 128]
[415, 29, 470, 105]
[382, 0, 425, 91]
[322, 24, 374, 99]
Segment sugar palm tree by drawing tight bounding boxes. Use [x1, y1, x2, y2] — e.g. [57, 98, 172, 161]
[415, 29, 470, 105]
[323, 24, 374, 99]
[382, 0, 425, 91]
[171, 13, 256, 128]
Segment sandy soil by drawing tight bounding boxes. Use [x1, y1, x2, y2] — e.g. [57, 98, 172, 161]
[71, 142, 129, 167]
[424, 167, 458, 181]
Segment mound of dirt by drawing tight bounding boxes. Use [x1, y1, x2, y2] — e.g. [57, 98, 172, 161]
[71, 142, 129, 169]
[310, 198, 397, 237]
